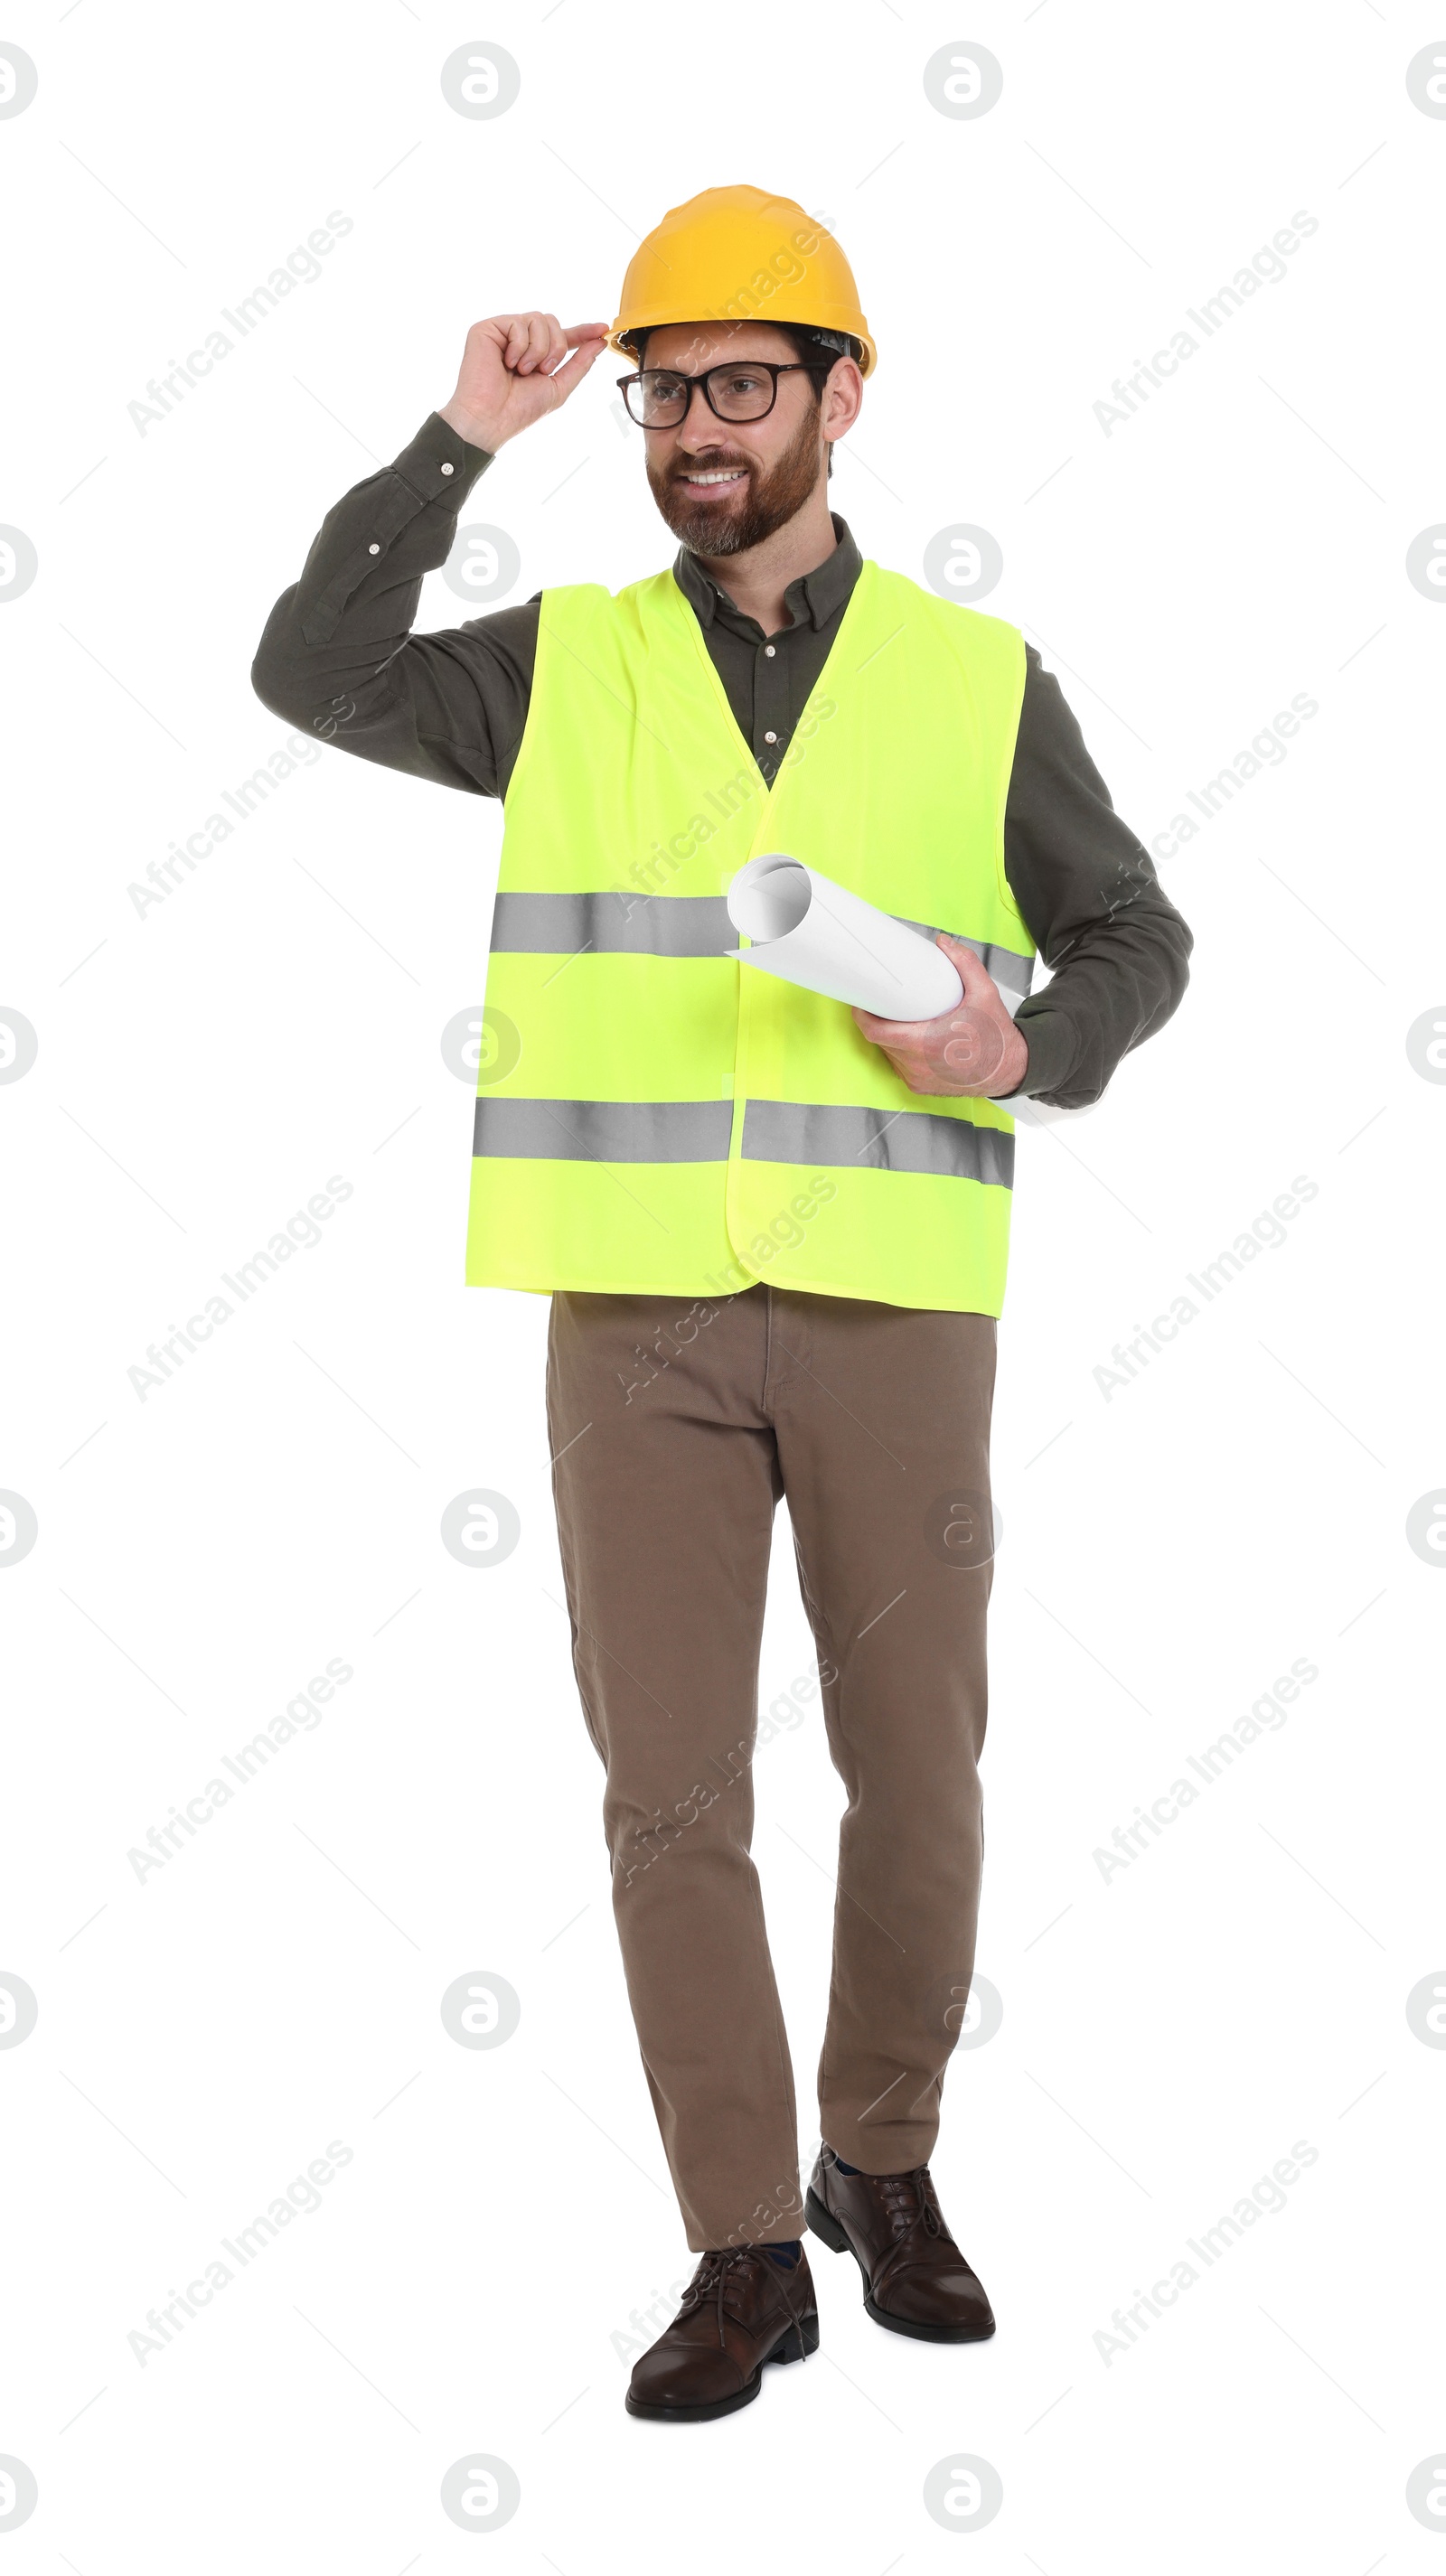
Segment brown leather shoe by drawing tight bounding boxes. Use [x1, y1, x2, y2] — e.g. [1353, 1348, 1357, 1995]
[805, 2151, 995, 2343]
[625, 2245, 819, 2421]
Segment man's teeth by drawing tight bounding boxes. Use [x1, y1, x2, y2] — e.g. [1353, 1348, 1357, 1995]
[685, 469, 746, 484]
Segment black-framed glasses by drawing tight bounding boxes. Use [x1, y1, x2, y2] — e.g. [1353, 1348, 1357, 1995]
[616, 360, 828, 430]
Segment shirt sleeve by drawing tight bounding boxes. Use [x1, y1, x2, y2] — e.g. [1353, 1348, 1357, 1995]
[997, 646, 1193, 1108]
[250, 411, 540, 798]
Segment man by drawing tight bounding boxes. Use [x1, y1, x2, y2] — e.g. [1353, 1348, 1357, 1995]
[254, 185, 1190, 2424]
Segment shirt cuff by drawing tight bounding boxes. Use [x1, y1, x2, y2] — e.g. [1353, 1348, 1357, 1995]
[995, 1002, 1077, 1101]
[392, 411, 494, 510]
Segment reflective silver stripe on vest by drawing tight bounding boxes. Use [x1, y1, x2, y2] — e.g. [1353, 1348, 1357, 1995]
[740, 1100, 1014, 1186]
[474, 1097, 734, 1162]
[893, 920, 1034, 999]
[490, 890, 1032, 987]
[490, 891, 735, 957]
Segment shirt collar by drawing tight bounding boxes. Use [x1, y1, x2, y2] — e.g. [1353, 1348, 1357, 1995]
[672, 513, 862, 633]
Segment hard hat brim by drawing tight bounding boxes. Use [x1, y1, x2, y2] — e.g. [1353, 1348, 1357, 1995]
[606, 311, 875, 378]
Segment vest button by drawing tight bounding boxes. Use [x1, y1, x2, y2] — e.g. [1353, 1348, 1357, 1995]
[764, 729, 778, 745]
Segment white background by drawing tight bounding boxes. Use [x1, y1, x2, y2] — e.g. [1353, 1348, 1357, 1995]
[3, 3, 1443, 2568]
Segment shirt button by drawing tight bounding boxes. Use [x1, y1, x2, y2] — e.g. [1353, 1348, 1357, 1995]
[368, 542, 380, 554]
[440, 461, 454, 476]
[765, 643, 775, 657]
[764, 729, 778, 744]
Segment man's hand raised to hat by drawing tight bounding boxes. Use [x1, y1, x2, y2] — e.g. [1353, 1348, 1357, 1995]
[440, 314, 610, 454]
[852, 933, 1029, 1099]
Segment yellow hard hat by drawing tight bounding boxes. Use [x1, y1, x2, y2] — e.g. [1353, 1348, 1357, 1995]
[609, 184, 876, 379]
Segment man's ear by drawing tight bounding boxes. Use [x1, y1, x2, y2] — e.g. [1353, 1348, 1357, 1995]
[820, 361, 863, 477]
[826, 360, 864, 434]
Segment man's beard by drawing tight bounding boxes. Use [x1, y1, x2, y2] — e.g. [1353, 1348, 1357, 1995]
[647, 402, 824, 556]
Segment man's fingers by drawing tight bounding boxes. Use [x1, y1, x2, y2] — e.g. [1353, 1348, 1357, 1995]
[493, 312, 559, 372]
[481, 314, 610, 380]
[548, 322, 610, 379]
[521, 312, 554, 372]
[935, 931, 997, 1006]
[547, 334, 609, 402]
[852, 1004, 933, 1042]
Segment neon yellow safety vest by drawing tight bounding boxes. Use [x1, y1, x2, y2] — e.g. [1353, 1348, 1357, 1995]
[466, 557, 1034, 1315]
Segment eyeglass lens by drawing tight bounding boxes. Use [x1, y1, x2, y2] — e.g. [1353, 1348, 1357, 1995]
[631, 364, 780, 426]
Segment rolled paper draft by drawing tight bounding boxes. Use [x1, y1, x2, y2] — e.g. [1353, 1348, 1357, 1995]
[725, 853, 964, 1020]
[724, 853, 1093, 1123]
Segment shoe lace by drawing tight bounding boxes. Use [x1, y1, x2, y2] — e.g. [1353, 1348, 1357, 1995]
[877, 2165, 945, 2244]
[680, 2245, 799, 2342]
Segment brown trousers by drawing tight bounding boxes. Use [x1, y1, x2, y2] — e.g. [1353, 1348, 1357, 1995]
[545, 1280, 997, 2252]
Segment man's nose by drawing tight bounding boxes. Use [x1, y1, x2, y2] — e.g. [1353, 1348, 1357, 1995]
[674, 380, 728, 446]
